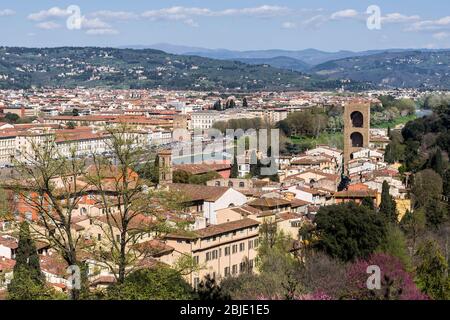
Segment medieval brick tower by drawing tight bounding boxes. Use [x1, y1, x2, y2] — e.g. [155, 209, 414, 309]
[158, 149, 173, 185]
[343, 101, 370, 173]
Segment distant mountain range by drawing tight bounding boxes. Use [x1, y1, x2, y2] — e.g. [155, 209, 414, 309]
[0, 45, 448, 91]
[122, 43, 443, 66]
[119, 44, 450, 89]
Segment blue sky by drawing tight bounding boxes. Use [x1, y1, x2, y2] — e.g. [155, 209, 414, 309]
[0, 0, 449, 51]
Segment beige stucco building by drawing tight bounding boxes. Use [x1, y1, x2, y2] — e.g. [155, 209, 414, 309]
[164, 218, 260, 288]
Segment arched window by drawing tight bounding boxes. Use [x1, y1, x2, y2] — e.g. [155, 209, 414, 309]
[228, 181, 233, 187]
[350, 132, 364, 147]
[350, 111, 364, 128]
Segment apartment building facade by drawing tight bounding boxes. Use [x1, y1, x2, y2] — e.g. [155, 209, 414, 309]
[164, 218, 260, 288]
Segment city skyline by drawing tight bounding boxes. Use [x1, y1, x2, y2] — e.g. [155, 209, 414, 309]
[0, 0, 449, 51]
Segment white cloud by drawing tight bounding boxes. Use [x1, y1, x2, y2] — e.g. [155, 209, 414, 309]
[36, 21, 61, 30]
[282, 21, 296, 29]
[381, 13, 420, 24]
[81, 17, 111, 29]
[141, 6, 212, 20]
[330, 9, 359, 20]
[302, 9, 361, 29]
[86, 28, 119, 35]
[302, 9, 419, 30]
[0, 9, 15, 17]
[141, 5, 291, 27]
[302, 15, 328, 29]
[407, 16, 450, 32]
[28, 7, 70, 21]
[141, 6, 210, 26]
[218, 5, 289, 17]
[29, 8, 113, 33]
[90, 10, 138, 20]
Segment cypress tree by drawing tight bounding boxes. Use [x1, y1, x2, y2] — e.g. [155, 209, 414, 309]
[152, 154, 160, 184]
[379, 181, 397, 223]
[8, 221, 47, 299]
[197, 275, 230, 300]
[13, 221, 42, 280]
[230, 153, 239, 178]
[430, 148, 444, 176]
[249, 151, 260, 178]
[242, 97, 248, 108]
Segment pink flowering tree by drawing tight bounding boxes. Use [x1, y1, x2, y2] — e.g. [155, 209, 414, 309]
[343, 253, 427, 300]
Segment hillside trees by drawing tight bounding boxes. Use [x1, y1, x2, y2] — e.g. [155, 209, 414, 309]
[314, 202, 387, 262]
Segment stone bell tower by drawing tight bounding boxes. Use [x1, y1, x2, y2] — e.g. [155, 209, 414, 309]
[158, 149, 173, 185]
[343, 101, 370, 173]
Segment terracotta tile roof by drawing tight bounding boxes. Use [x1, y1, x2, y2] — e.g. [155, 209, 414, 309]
[133, 240, 174, 257]
[0, 236, 17, 249]
[334, 184, 377, 198]
[230, 204, 262, 217]
[168, 183, 230, 202]
[297, 187, 329, 196]
[136, 257, 167, 269]
[240, 204, 262, 215]
[195, 218, 259, 238]
[55, 129, 108, 143]
[40, 254, 69, 277]
[278, 212, 303, 220]
[290, 198, 311, 207]
[0, 256, 15, 272]
[291, 155, 334, 165]
[247, 197, 291, 209]
[44, 115, 116, 121]
[173, 163, 231, 175]
[95, 213, 156, 232]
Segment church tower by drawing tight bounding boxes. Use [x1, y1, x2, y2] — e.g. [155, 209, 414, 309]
[343, 101, 370, 173]
[158, 149, 173, 185]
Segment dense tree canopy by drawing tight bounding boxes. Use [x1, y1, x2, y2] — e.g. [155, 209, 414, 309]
[277, 109, 328, 138]
[106, 267, 194, 300]
[314, 202, 387, 262]
[411, 169, 443, 209]
[415, 240, 450, 300]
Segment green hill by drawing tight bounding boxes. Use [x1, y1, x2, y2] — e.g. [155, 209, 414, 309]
[0, 47, 356, 91]
[311, 50, 450, 89]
